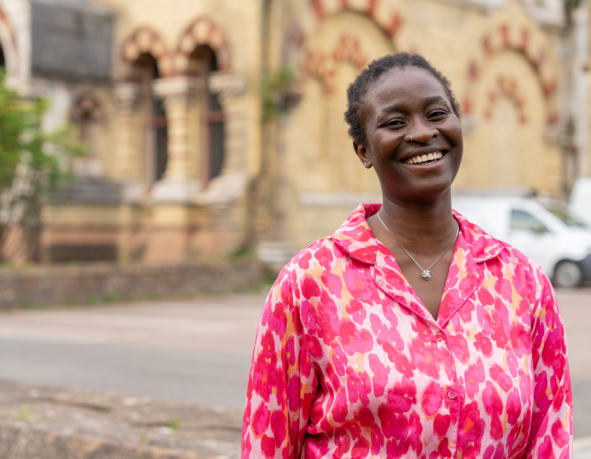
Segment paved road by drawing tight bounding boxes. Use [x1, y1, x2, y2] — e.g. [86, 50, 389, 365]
[0, 290, 588, 439]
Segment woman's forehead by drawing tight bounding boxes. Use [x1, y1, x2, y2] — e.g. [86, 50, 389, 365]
[368, 66, 449, 106]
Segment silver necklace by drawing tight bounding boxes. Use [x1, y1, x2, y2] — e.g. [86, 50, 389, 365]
[376, 212, 460, 281]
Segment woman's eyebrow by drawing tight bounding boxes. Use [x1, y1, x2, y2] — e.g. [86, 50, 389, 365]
[423, 95, 447, 105]
[376, 104, 403, 122]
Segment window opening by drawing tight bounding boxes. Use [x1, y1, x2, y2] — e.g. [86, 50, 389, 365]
[190, 46, 225, 188]
[134, 53, 168, 185]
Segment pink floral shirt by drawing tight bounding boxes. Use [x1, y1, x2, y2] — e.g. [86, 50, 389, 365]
[242, 204, 572, 459]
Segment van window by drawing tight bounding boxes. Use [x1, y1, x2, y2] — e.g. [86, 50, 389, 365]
[546, 208, 586, 227]
[510, 210, 547, 233]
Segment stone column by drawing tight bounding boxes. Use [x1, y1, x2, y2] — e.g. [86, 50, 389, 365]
[113, 82, 143, 202]
[151, 77, 200, 202]
[204, 72, 249, 203]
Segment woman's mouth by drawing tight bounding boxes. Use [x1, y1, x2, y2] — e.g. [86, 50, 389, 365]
[402, 151, 445, 166]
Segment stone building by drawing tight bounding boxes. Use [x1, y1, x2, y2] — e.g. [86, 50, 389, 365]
[0, 0, 586, 265]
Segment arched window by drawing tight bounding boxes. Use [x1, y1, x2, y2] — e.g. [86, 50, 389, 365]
[189, 45, 225, 187]
[133, 53, 168, 184]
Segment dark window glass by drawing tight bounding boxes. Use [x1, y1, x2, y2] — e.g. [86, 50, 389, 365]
[210, 121, 224, 179]
[135, 53, 168, 184]
[510, 209, 547, 233]
[191, 45, 225, 186]
[547, 208, 586, 227]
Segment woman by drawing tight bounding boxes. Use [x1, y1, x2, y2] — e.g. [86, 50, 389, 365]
[242, 53, 572, 459]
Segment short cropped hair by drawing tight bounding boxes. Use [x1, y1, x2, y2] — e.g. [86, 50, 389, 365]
[344, 52, 461, 145]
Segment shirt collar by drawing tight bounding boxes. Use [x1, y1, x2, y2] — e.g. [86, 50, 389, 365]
[331, 203, 504, 265]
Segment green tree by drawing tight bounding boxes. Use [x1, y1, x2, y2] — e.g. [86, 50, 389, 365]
[0, 70, 82, 261]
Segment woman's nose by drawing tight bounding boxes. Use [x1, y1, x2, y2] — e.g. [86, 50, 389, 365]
[406, 125, 438, 143]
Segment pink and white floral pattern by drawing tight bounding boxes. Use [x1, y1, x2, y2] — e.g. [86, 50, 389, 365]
[242, 204, 572, 459]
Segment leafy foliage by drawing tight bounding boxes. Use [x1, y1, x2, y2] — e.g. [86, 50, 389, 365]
[260, 67, 299, 122]
[0, 70, 82, 258]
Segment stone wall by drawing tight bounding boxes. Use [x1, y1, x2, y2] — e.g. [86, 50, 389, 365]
[0, 262, 263, 308]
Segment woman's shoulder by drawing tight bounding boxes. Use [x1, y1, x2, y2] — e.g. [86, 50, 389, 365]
[456, 211, 550, 286]
[283, 236, 341, 273]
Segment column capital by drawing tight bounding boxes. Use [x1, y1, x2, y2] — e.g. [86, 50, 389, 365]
[208, 72, 247, 100]
[152, 77, 199, 105]
[114, 82, 141, 112]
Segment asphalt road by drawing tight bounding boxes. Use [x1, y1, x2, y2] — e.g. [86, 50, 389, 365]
[0, 290, 588, 440]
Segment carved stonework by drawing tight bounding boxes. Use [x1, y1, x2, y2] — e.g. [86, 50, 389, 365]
[208, 72, 247, 99]
[114, 83, 141, 112]
[152, 77, 199, 106]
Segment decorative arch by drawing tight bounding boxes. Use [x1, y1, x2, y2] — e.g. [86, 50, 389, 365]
[303, 33, 369, 94]
[483, 75, 528, 125]
[309, 0, 402, 40]
[293, 0, 403, 94]
[292, 0, 403, 50]
[463, 22, 559, 125]
[121, 26, 172, 77]
[174, 16, 231, 74]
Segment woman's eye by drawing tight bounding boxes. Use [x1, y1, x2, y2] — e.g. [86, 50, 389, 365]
[429, 110, 448, 119]
[385, 119, 405, 127]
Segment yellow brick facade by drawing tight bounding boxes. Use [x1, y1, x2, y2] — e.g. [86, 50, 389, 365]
[0, 0, 583, 264]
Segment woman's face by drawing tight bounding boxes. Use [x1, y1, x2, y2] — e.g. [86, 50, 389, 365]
[355, 66, 463, 204]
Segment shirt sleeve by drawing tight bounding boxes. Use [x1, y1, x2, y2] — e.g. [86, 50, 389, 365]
[241, 268, 317, 459]
[523, 272, 573, 458]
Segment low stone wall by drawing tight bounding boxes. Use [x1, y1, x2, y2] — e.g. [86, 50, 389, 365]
[0, 262, 264, 308]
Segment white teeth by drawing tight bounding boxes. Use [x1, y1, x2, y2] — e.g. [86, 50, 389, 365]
[404, 151, 444, 164]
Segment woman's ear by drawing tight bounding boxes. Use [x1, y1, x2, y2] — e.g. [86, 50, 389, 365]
[354, 142, 372, 169]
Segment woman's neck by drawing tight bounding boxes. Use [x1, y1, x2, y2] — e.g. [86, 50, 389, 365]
[372, 191, 457, 257]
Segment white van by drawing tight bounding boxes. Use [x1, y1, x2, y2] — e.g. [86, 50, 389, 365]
[452, 195, 591, 288]
[570, 178, 591, 226]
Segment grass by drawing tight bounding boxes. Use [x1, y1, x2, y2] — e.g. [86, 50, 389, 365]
[18, 404, 39, 423]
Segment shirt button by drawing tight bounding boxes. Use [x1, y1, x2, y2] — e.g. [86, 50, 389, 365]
[436, 333, 443, 341]
[447, 390, 457, 400]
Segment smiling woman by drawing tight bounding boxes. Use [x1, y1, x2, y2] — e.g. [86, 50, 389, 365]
[241, 53, 572, 459]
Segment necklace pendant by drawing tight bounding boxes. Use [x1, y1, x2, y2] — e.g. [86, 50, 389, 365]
[421, 270, 432, 281]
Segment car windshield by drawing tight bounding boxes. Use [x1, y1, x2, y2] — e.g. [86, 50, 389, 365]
[546, 208, 587, 227]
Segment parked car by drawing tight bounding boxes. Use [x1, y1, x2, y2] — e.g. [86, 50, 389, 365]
[452, 194, 591, 288]
[570, 177, 591, 226]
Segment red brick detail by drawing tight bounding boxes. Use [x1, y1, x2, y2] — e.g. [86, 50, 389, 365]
[0, 7, 18, 53]
[483, 75, 528, 125]
[500, 24, 509, 47]
[462, 98, 473, 115]
[121, 27, 169, 67]
[303, 33, 369, 94]
[367, 0, 378, 16]
[175, 17, 231, 72]
[482, 36, 493, 56]
[534, 49, 546, 71]
[387, 14, 402, 38]
[543, 80, 557, 99]
[311, 0, 324, 19]
[469, 61, 479, 81]
[520, 28, 530, 53]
